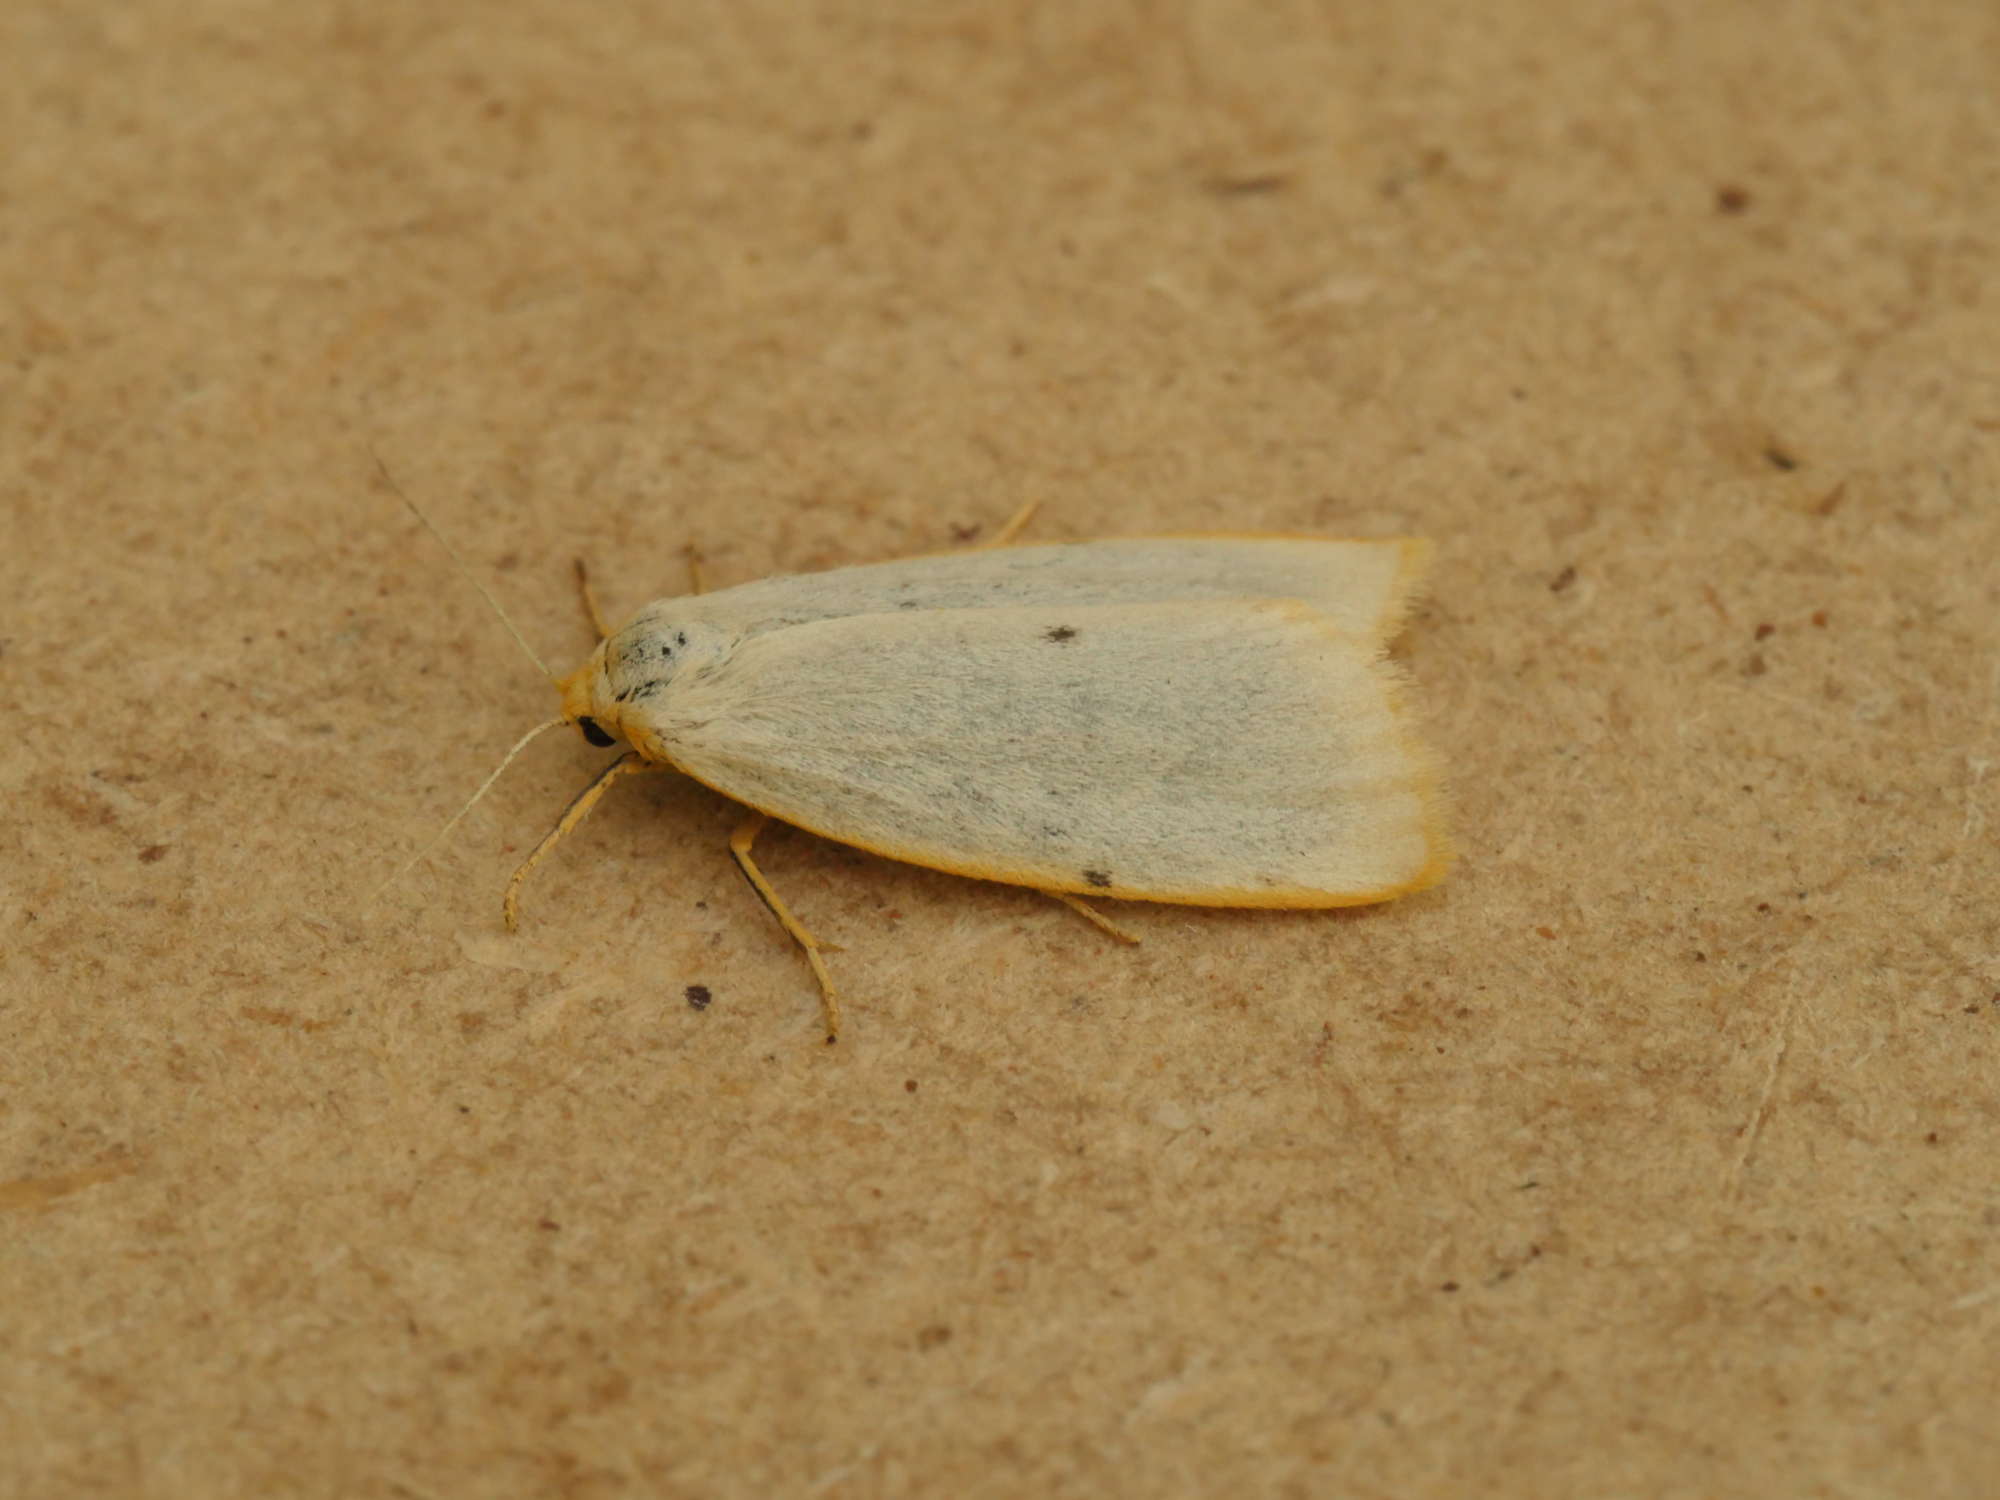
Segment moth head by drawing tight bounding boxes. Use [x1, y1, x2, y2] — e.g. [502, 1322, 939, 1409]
[556, 613, 733, 753]
[555, 641, 618, 748]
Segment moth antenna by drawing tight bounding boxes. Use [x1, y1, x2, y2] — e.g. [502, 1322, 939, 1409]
[374, 451, 556, 683]
[374, 716, 570, 903]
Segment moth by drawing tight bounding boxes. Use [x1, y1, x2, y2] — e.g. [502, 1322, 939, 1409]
[392, 480, 1449, 1041]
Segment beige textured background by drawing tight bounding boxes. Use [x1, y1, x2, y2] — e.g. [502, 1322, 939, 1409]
[5, 2, 1997, 1495]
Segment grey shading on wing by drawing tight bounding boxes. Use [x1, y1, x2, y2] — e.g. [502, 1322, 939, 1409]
[625, 537, 1428, 647]
[639, 598, 1445, 905]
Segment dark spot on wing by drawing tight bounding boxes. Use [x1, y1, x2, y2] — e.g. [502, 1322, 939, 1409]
[897, 600, 920, 610]
[1041, 824, 1068, 840]
[1083, 869, 1112, 888]
[684, 984, 712, 1011]
[1044, 625, 1078, 643]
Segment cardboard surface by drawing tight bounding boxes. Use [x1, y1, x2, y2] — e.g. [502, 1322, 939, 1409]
[5, 2, 1996, 1494]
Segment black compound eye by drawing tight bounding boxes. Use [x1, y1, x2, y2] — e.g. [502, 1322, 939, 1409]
[577, 716, 615, 748]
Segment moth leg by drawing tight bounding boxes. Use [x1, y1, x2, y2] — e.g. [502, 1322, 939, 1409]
[505, 753, 656, 931]
[1042, 891, 1142, 945]
[684, 542, 707, 597]
[729, 813, 843, 1044]
[986, 498, 1041, 548]
[572, 558, 612, 641]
